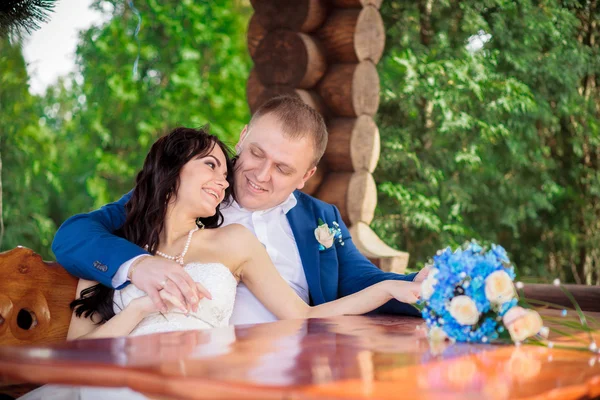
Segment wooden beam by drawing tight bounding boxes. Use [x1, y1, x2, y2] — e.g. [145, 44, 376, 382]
[247, 80, 327, 116]
[247, 14, 267, 60]
[251, 0, 328, 32]
[254, 30, 327, 88]
[318, 7, 385, 63]
[350, 222, 410, 273]
[316, 171, 377, 225]
[317, 61, 380, 117]
[331, 0, 383, 8]
[324, 116, 380, 172]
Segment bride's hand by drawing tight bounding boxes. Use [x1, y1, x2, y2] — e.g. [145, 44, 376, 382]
[383, 281, 421, 304]
[132, 289, 189, 316]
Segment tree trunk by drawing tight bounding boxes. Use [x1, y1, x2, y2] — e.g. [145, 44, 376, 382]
[418, 0, 434, 47]
[418, 0, 434, 138]
[317, 61, 380, 117]
[250, 0, 327, 32]
[317, 7, 385, 63]
[254, 30, 327, 88]
[324, 115, 380, 172]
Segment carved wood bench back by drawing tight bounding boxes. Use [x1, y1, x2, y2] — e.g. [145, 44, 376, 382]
[0, 247, 77, 346]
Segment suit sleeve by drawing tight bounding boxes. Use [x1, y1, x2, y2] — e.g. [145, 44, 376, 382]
[51, 192, 148, 289]
[332, 206, 421, 317]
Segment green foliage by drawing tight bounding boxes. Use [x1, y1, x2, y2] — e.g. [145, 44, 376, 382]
[54, 0, 252, 210]
[1, 0, 252, 257]
[0, 38, 60, 258]
[373, 0, 600, 284]
[2, 0, 598, 285]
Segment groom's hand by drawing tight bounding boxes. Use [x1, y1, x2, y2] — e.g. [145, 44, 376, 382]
[130, 256, 211, 313]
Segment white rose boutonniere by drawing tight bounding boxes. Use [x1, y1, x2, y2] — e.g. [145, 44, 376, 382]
[315, 224, 335, 249]
[315, 218, 344, 251]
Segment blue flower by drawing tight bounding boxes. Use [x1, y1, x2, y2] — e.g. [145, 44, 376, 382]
[421, 240, 519, 344]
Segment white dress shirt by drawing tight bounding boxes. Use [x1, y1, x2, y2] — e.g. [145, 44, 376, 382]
[114, 193, 309, 326]
[222, 194, 309, 325]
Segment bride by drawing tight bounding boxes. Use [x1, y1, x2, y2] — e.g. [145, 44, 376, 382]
[66, 126, 420, 340]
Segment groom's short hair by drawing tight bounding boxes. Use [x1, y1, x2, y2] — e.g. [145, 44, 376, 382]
[249, 96, 328, 168]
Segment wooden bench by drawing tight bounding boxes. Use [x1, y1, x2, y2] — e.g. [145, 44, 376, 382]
[0, 247, 77, 346]
[0, 247, 77, 399]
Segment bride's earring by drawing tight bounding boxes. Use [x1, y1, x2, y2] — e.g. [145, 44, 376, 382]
[195, 217, 205, 230]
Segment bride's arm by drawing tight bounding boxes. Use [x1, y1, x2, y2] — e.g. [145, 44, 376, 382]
[226, 225, 420, 320]
[67, 279, 176, 340]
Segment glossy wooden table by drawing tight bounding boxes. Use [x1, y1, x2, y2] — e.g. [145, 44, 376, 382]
[1, 315, 600, 400]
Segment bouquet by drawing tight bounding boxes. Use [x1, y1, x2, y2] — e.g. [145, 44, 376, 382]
[418, 241, 597, 352]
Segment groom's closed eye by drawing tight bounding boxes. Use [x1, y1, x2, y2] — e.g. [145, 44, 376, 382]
[251, 149, 263, 159]
[277, 165, 293, 175]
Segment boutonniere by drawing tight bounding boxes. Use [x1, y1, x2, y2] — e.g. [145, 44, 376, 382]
[314, 218, 344, 251]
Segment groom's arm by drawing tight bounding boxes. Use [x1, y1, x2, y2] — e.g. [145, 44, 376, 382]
[51, 192, 148, 289]
[331, 206, 421, 317]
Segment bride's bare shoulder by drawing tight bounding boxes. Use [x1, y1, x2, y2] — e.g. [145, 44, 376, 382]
[212, 224, 256, 242]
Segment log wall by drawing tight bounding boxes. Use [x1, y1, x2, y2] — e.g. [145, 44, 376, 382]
[247, 0, 409, 271]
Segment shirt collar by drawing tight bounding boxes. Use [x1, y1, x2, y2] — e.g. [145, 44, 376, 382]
[230, 193, 297, 215]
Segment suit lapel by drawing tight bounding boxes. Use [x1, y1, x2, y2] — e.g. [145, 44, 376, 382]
[287, 192, 324, 305]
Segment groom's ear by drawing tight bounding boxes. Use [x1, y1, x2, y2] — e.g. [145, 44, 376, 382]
[296, 166, 317, 190]
[235, 125, 249, 154]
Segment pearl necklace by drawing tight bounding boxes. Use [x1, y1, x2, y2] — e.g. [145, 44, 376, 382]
[154, 226, 200, 266]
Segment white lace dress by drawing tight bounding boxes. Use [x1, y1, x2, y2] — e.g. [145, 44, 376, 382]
[19, 262, 238, 400]
[114, 262, 237, 335]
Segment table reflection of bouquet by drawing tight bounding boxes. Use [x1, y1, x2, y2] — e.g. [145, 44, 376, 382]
[417, 241, 597, 352]
[416, 347, 545, 400]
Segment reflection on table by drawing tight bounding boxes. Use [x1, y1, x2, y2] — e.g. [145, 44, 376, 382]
[1, 314, 600, 399]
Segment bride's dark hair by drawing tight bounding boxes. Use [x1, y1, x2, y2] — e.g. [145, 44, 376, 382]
[70, 126, 234, 323]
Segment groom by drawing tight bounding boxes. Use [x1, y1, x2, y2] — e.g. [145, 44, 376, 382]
[52, 96, 427, 324]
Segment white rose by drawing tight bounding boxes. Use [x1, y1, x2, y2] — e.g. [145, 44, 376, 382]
[420, 269, 439, 300]
[502, 307, 543, 342]
[449, 295, 480, 326]
[485, 270, 516, 305]
[314, 224, 334, 249]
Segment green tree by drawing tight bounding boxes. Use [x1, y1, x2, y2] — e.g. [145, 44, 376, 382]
[373, 0, 600, 283]
[48, 0, 252, 213]
[46, 0, 252, 219]
[1, 0, 252, 257]
[0, 38, 60, 258]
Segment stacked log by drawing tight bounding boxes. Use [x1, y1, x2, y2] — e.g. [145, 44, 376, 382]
[247, 0, 409, 271]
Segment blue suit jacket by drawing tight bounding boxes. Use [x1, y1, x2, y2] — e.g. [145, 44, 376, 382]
[52, 190, 420, 316]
